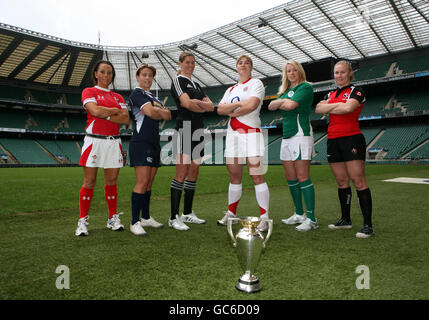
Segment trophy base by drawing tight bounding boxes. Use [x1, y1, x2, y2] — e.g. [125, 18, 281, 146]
[235, 275, 261, 293]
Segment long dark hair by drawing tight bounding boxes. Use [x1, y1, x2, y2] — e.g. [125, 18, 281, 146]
[91, 60, 116, 85]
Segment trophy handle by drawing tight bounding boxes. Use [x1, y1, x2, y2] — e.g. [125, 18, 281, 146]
[262, 219, 273, 249]
[227, 217, 240, 247]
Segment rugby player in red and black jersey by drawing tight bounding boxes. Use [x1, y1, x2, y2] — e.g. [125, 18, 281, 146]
[315, 60, 374, 238]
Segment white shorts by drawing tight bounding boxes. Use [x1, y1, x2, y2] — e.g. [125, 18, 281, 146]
[280, 135, 314, 161]
[224, 130, 265, 158]
[79, 136, 124, 168]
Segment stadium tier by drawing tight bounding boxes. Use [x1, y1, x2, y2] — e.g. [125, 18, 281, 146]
[371, 125, 429, 160]
[1, 51, 429, 165]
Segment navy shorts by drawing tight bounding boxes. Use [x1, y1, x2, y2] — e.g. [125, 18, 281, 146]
[327, 133, 366, 163]
[129, 140, 161, 167]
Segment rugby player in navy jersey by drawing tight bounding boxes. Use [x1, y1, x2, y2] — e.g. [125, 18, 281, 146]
[315, 60, 374, 238]
[128, 64, 171, 236]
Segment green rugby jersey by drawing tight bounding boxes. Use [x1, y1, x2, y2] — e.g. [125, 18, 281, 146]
[277, 82, 314, 138]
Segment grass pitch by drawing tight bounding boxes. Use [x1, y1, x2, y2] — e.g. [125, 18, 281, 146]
[0, 164, 428, 300]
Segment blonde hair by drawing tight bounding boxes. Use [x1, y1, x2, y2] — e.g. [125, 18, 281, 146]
[136, 63, 156, 77]
[177, 51, 195, 75]
[236, 55, 253, 68]
[334, 60, 354, 81]
[278, 60, 307, 95]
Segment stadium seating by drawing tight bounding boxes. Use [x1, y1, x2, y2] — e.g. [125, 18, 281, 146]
[407, 141, 429, 160]
[371, 125, 429, 159]
[0, 138, 57, 164]
[0, 109, 29, 129]
[353, 61, 394, 81]
[396, 55, 429, 74]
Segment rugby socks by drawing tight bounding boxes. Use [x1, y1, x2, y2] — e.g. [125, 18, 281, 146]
[300, 179, 316, 222]
[79, 187, 93, 219]
[143, 190, 151, 220]
[228, 183, 242, 215]
[288, 179, 304, 216]
[338, 187, 352, 222]
[104, 185, 118, 219]
[183, 180, 196, 215]
[255, 182, 269, 219]
[170, 179, 183, 220]
[357, 188, 373, 227]
[131, 192, 144, 225]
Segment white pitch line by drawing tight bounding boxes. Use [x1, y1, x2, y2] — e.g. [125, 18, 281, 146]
[383, 177, 429, 185]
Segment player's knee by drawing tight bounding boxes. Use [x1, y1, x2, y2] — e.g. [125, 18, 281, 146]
[352, 178, 367, 190]
[336, 179, 350, 188]
[251, 174, 265, 185]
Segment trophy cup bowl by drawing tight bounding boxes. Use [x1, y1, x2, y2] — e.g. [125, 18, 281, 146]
[227, 216, 273, 293]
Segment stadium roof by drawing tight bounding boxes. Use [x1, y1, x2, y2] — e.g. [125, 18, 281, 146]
[0, 0, 428, 91]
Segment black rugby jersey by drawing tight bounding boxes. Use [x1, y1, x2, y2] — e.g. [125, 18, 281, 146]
[171, 75, 206, 130]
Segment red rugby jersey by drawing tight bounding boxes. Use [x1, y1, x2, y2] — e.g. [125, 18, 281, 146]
[325, 85, 366, 139]
[81, 86, 126, 136]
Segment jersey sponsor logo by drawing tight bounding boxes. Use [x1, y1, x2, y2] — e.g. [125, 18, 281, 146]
[97, 95, 105, 100]
[288, 91, 294, 98]
[231, 96, 240, 103]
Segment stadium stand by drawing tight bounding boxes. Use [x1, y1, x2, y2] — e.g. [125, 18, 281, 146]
[371, 125, 429, 160]
[1, 1, 428, 166]
[0, 138, 57, 164]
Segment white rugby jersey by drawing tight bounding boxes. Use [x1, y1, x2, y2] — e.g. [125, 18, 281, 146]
[220, 78, 265, 129]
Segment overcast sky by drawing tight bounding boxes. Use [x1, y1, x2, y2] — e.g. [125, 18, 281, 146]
[0, 0, 289, 46]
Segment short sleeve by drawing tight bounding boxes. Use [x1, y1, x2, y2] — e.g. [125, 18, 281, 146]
[350, 86, 366, 104]
[171, 76, 187, 99]
[290, 83, 313, 105]
[249, 79, 265, 101]
[81, 88, 96, 107]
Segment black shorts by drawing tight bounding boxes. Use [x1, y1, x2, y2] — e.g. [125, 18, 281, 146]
[327, 133, 366, 163]
[129, 140, 161, 167]
[174, 126, 206, 160]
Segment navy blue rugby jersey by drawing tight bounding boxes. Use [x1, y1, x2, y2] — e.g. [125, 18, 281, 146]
[129, 87, 162, 144]
[171, 75, 206, 130]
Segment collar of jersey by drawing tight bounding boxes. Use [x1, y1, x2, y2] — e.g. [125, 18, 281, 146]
[334, 84, 353, 98]
[178, 75, 196, 86]
[240, 77, 252, 85]
[136, 87, 153, 96]
[335, 84, 352, 92]
[95, 85, 111, 92]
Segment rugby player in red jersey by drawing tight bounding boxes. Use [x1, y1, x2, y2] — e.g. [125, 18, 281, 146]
[75, 60, 130, 236]
[315, 60, 374, 238]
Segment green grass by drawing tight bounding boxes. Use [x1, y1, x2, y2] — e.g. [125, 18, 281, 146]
[0, 164, 428, 300]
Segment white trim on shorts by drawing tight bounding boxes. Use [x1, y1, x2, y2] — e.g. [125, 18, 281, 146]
[224, 129, 265, 158]
[280, 135, 314, 161]
[80, 136, 124, 168]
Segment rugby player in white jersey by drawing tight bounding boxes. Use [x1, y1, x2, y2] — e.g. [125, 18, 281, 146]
[217, 55, 270, 232]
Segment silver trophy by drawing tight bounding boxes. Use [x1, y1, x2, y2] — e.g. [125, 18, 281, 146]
[227, 216, 273, 293]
